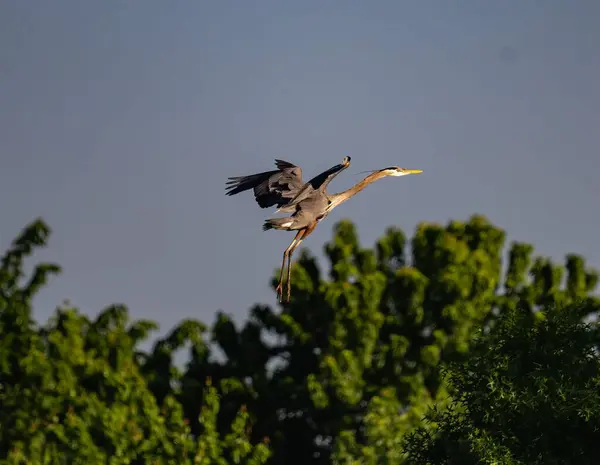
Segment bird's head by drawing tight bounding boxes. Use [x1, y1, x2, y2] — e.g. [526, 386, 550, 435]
[380, 166, 423, 177]
[353, 165, 423, 180]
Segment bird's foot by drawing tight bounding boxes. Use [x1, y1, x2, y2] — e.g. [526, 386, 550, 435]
[275, 282, 284, 303]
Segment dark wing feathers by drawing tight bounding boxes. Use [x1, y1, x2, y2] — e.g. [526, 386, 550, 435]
[274, 159, 297, 170]
[277, 159, 350, 213]
[225, 170, 279, 196]
[225, 159, 304, 209]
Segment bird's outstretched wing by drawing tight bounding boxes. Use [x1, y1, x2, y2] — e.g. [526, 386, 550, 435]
[225, 159, 304, 209]
[276, 156, 351, 213]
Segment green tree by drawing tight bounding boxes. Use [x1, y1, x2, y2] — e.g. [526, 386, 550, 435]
[173, 214, 598, 465]
[403, 299, 600, 465]
[0, 219, 270, 465]
[5, 214, 597, 465]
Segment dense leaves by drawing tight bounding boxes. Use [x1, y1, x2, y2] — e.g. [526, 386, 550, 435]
[1, 215, 598, 464]
[404, 301, 600, 465]
[0, 220, 270, 465]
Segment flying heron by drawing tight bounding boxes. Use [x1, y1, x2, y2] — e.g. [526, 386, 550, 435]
[225, 156, 422, 302]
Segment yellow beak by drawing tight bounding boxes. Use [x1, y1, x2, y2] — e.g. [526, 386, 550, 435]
[404, 169, 423, 174]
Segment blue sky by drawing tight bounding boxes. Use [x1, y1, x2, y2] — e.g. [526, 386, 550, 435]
[1, 1, 599, 336]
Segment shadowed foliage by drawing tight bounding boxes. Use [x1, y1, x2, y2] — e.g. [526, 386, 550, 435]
[1, 215, 598, 464]
[403, 300, 600, 465]
[0, 219, 270, 465]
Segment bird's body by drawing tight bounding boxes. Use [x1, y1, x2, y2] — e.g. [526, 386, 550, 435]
[263, 193, 330, 231]
[227, 157, 351, 232]
[226, 156, 422, 302]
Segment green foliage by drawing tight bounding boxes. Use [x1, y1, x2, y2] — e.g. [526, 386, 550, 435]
[403, 300, 600, 465]
[2, 214, 598, 465]
[0, 219, 271, 465]
[198, 215, 598, 465]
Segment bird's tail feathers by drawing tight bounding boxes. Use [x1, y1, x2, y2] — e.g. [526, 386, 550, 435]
[262, 218, 294, 231]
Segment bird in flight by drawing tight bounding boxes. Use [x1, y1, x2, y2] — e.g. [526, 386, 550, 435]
[225, 156, 422, 302]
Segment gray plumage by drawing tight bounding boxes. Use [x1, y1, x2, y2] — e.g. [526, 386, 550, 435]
[275, 159, 351, 213]
[263, 156, 351, 231]
[226, 157, 351, 231]
[226, 156, 422, 302]
[225, 156, 350, 302]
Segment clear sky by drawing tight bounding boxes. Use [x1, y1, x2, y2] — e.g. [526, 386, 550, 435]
[1, 1, 599, 336]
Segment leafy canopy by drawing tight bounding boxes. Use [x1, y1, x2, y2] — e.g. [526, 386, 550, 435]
[0, 219, 270, 465]
[1, 214, 598, 465]
[404, 300, 600, 465]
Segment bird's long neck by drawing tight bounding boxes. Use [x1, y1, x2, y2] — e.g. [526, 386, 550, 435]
[327, 171, 388, 212]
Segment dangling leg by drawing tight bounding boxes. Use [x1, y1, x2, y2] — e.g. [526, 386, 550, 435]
[283, 231, 304, 302]
[276, 230, 305, 302]
[285, 223, 317, 302]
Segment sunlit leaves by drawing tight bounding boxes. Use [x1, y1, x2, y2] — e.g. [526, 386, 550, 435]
[3, 212, 599, 465]
[0, 219, 270, 465]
